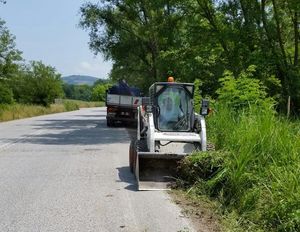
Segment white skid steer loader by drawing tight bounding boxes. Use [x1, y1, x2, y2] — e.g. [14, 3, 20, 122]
[129, 79, 209, 190]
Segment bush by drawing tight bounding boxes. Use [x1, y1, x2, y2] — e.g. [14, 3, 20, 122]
[217, 65, 275, 112]
[63, 101, 79, 111]
[92, 84, 110, 101]
[0, 84, 14, 104]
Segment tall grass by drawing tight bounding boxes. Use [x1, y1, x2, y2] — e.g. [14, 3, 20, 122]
[0, 100, 104, 122]
[0, 104, 64, 121]
[178, 105, 300, 231]
[62, 99, 103, 108]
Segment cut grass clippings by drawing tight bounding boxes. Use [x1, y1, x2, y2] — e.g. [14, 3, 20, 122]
[170, 189, 221, 232]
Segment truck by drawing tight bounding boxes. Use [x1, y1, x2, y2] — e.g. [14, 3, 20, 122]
[106, 80, 142, 127]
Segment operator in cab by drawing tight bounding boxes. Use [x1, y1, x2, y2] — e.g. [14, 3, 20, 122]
[158, 77, 187, 131]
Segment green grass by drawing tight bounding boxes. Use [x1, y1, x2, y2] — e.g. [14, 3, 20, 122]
[177, 105, 300, 232]
[0, 99, 104, 122]
[62, 99, 104, 108]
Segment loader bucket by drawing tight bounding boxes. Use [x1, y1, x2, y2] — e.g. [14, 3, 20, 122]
[135, 152, 186, 190]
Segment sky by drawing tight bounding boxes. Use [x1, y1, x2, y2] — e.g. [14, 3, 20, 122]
[0, 0, 112, 78]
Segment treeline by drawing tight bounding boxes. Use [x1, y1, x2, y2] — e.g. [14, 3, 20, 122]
[79, 0, 299, 114]
[0, 19, 109, 106]
[0, 19, 64, 106]
[63, 79, 111, 102]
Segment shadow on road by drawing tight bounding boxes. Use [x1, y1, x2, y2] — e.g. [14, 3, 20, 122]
[74, 114, 107, 118]
[116, 167, 137, 191]
[10, 117, 133, 146]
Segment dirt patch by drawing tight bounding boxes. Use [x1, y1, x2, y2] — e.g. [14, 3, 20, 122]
[169, 190, 222, 232]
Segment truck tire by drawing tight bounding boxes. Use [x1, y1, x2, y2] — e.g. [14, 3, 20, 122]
[107, 119, 114, 127]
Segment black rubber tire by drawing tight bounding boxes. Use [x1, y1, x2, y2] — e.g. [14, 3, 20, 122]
[129, 139, 148, 175]
[129, 140, 136, 173]
[132, 140, 140, 175]
[137, 139, 148, 152]
[106, 119, 114, 127]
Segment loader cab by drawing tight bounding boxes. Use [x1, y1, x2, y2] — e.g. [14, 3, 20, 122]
[149, 82, 194, 132]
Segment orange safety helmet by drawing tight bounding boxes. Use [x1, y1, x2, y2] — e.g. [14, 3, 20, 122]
[167, 76, 174, 82]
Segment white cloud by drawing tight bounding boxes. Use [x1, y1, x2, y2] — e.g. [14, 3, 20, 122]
[80, 61, 93, 70]
[75, 57, 112, 79]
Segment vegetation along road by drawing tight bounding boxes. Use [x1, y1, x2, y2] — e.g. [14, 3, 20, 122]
[0, 107, 199, 232]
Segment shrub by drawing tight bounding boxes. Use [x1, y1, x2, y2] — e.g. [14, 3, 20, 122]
[92, 84, 110, 101]
[0, 84, 14, 104]
[217, 65, 275, 112]
[63, 101, 79, 111]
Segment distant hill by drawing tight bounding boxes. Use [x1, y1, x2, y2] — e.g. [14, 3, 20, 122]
[62, 75, 103, 86]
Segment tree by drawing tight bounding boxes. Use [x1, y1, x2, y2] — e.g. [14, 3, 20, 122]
[79, 0, 184, 90]
[93, 78, 109, 86]
[183, 0, 300, 113]
[217, 65, 275, 111]
[0, 19, 22, 80]
[72, 85, 92, 101]
[62, 83, 74, 99]
[92, 83, 111, 101]
[62, 83, 96, 101]
[17, 61, 64, 106]
[80, 0, 300, 113]
[0, 19, 67, 107]
[0, 82, 13, 104]
[0, 19, 22, 103]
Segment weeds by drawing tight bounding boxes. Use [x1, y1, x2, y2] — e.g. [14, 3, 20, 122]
[63, 101, 79, 111]
[178, 104, 300, 231]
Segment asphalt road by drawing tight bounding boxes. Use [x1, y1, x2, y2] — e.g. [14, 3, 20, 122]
[0, 107, 196, 232]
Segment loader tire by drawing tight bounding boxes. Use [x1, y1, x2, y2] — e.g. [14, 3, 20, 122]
[129, 139, 148, 174]
[129, 140, 136, 173]
[136, 139, 148, 153]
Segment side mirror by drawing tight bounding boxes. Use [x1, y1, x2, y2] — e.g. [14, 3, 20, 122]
[142, 97, 152, 113]
[200, 99, 209, 116]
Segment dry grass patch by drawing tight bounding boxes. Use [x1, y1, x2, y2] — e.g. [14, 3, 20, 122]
[0, 100, 104, 122]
